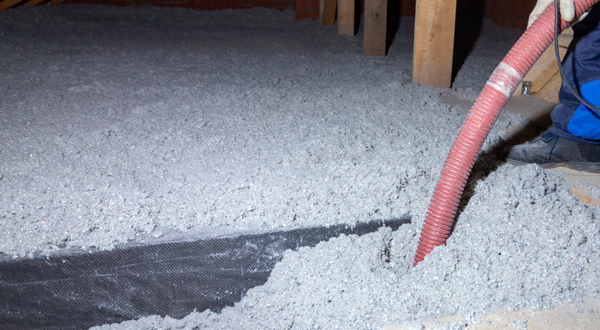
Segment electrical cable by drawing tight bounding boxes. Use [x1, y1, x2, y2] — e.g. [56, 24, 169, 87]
[554, 0, 600, 112]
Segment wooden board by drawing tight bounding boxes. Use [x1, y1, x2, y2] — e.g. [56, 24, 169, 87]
[514, 28, 572, 97]
[534, 71, 562, 103]
[558, 27, 574, 48]
[412, 0, 457, 87]
[337, 0, 354, 36]
[323, 0, 336, 26]
[0, 0, 22, 10]
[389, 298, 600, 330]
[527, 43, 567, 93]
[571, 187, 600, 207]
[364, 0, 387, 56]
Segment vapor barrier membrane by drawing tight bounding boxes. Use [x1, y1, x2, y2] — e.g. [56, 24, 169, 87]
[0, 216, 410, 330]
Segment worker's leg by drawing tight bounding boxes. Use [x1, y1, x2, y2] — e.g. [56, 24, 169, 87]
[506, 4, 600, 172]
[549, 3, 600, 143]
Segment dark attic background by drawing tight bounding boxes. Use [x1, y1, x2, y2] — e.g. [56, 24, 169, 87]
[46, 0, 536, 29]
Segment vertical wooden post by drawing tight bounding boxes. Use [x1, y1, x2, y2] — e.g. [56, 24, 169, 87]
[338, 0, 355, 36]
[364, 0, 387, 56]
[412, 0, 457, 88]
[323, 0, 337, 26]
[319, 0, 325, 22]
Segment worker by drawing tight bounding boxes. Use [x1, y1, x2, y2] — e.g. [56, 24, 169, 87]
[506, 0, 600, 172]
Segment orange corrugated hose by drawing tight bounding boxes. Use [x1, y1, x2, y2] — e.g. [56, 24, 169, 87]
[414, 0, 600, 266]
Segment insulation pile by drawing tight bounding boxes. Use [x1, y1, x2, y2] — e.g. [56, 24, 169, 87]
[0, 5, 599, 329]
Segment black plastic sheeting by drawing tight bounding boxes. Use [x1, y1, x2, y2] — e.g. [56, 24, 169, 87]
[0, 216, 410, 330]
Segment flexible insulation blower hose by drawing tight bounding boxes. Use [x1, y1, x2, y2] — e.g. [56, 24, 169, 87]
[413, 0, 600, 266]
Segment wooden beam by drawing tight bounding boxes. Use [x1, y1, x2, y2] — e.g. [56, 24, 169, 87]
[364, 0, 387, 56]
[24, 0, 47, 6]
[558, 27, 574, 48]
[0, 0, 22, 10]
[337, 0, 355, 36]
[534, 71, 562, 103]
[532, 44, 567, 93]
[412, 0, 457, 88]
[323, 0, 337, 26]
